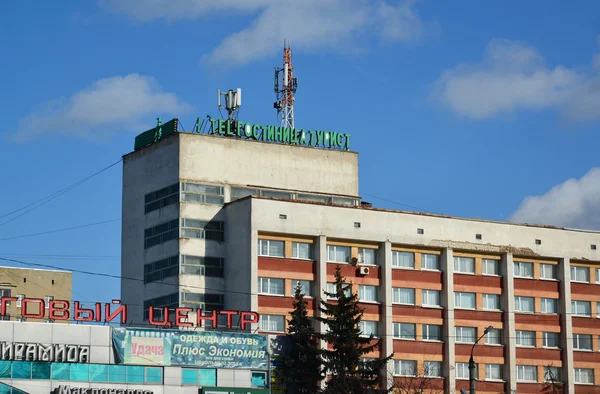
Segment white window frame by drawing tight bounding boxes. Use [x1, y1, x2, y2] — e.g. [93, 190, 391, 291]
[515, 330, 536, 347]
[392, 251, 415, 269]
[359, 321, 379, 338]
[456, 362, 476, 380]
[596, 268, 600, 284]
[392, 287, 415, 305]
[327, 245, 350, 263]
[291, 280, 312, 298]
[541, 298, 558, 314]
[393, 322, 416, 340]
[258, 239, 285, 258]
[259, 314, 285, 332]
[454, 257, 475, 274]
[571, 300, 592, 317]
[421, 254, 440, 271]
[291, 242, 312, 260]
[422, 289, 441, 307]
[394, 360, 417, 377]
[258, 277, 285, 296]
[358, 247, 377, 266]
[574, 368, 594, 385]
[573, 334, 593, 351]
[544, 366, 561, 383]
[484, 328, 502, 345]
[514, 296, 535, 313]
[455, 326, 476, 344]
[358, 285, 379, 303]
[485, 364, 503, 381]
[571, 266, 590, 283]
[482, 294, 501, 311]
[517, 365, 538, 382]
[514, 261, 534, 279]
[542, 332, 560, 349]
[482, 259, 500, 276]
[540, 263, 557, 280]
[454, 292, 476, 310]
[326, 282, 351, 299]
[422, 324, 442, 342]
[423, 361, 442, 377]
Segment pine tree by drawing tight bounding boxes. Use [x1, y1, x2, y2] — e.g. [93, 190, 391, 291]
[318, 265, 393, 394]
[276, 282, 324, 394]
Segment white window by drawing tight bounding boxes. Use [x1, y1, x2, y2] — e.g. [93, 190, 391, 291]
[514, 262, 534, 278]
[574, 368, 594, 384]
[422, 324, 442, 341]
[572, 300, 592, 316]
[292, 242, 312, 259]
[540, 264, 557, 280]
[326, 282, 351, 299]
[359, 321, 378, 337]
[514, 296, 534, 313]
[258, 277, 284, 296]
[44, 296, 54, 309]
[392, 288, 415, 305]
[454, 292, 476, 309]
[422, 290, 441, 307]
[571, 266, 590, 283]
[393, 323, 416, 340]
[573, 334, 592, 350]
[358, 285, 379, 302]
[482, 294, 501, 311]
[291, 280, 312, 297]
[455, 327, 476, 343]
[515, 330, 535, 347]
[16, 294, 24, 308]
[358, 248, 377, 265]
[482, 259, 500, 276]
[597, 268, 600, 284]
[421, 254, 439, 270]
[327, 245, 350, 263]
[485, 328, 502, 345]
[454, 257, 475, 274]
[392, 251, 415, 269]
[544, 366, 561, 383]
[597, 302, 600, 318]
[541, 298, 558, 314]
[258, 239, 284, 257]
[424, 361, 442, 377]
[542, 332, 560, 348]
[456, 363, 476, 380]
[259, 315, 285, 332]
[485, 364, 503, 381]
[394, 360, 416, 377]
[517, 365, 537, 382]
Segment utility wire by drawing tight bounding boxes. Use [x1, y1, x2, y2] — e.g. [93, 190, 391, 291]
[362, 193, 442, 215]
[0, 253, 119, 260]
[0, 159, 122, 228]
[0, 219, 120, 241]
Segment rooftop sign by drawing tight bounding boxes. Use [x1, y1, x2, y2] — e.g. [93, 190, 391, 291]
[198, 117, 351, 150]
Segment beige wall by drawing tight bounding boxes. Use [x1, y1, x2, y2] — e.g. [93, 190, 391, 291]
[0, 267, 72, 323]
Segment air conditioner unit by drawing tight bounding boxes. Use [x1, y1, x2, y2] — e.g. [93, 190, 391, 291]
[359, 266, 370, 275]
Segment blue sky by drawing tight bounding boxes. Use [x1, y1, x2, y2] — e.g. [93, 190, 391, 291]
[1, 0, 599, 304]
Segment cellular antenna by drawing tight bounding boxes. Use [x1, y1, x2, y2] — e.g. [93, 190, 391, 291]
[218, 88, 242, 121]
[273, 39, 298, 128]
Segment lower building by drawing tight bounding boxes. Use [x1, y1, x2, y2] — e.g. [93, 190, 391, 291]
[0, 321, 270, 394]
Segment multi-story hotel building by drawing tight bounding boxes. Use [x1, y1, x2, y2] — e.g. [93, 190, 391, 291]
[122, 119, 600, 393]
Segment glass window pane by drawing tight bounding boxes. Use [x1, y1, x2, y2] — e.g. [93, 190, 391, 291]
[12, 362, 31, 379]
[51, 363, 70, 380]
[0, 361, 10, 379]
[422, 254, 439, 270]
[70, 364, 89, 381]
[31, 362, 50, 380]
[198, 369, 216, 386]
[182, 369, 198, 385]
[393, 252, 415, 268]
[108, 365, 127, 383]
[252, 371, 267, 387]
[89, 364, 109, 382]
[144, 367, 162, 384]
[127, 366, 144, 383]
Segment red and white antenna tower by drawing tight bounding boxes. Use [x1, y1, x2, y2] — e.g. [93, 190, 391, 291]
[273, 39, 298, 129]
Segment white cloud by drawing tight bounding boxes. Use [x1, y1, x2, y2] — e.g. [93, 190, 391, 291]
[432, 37, 600, 122]
[102, 0, 428, 66]
[13, 74, 191, 141]
[510, 168, 600, 230]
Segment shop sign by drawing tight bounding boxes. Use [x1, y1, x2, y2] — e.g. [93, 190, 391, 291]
[0, 298, 259, 329]
[1, 342, 89, 363]
[53, 387, 152, 394]
[199, 117, 352, 150]
[112, 328, 268, 370]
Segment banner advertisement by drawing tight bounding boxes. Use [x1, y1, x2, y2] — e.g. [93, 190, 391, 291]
[112, 328, 268, 370]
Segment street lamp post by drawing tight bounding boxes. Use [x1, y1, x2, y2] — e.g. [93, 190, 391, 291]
[469, 325, 493, 394]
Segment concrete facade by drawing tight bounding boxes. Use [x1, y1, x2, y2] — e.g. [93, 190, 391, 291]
[0, 267, 72, 323]
[122, 130, 600, 393]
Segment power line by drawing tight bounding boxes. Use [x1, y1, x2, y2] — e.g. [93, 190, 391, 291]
[0, 159, 122, 228]
[361, 193, 442, 215]
[0, 219, 121, 241]
[0, 253, 119, 260]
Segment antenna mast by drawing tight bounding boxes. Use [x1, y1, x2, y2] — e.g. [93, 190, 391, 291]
[273, 39, 298, 128]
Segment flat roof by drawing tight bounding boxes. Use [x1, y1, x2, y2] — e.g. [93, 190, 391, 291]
[0, 265, 72, 274]
[226, 195, 600, 235]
